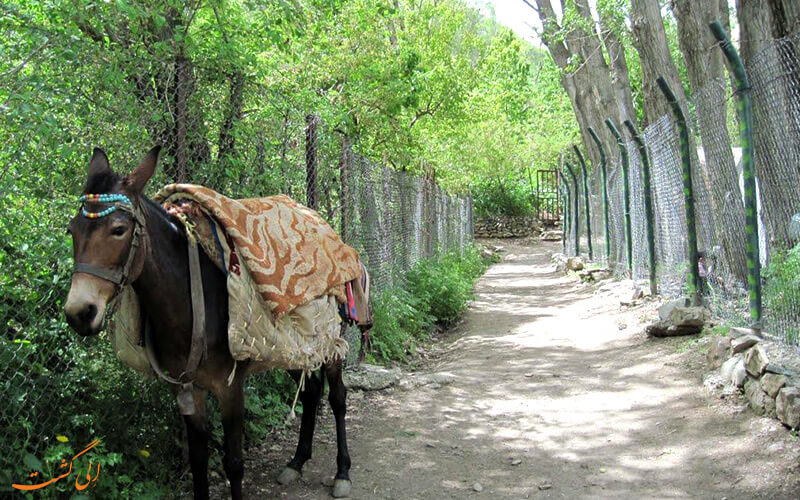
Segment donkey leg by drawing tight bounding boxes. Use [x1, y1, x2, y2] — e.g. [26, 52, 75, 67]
[326, 360, 352, 498]
[277, 369, 324, 485]
[215, 380, 246, 500]
[183, 389, 209, 500]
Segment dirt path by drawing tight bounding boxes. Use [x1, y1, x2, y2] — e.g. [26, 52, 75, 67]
[231, 240, 800, 499]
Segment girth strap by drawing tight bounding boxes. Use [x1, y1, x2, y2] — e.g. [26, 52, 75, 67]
[143, 238, 207, 415]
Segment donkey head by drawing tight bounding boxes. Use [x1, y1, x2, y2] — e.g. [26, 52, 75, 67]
[64, 146, 160, 336]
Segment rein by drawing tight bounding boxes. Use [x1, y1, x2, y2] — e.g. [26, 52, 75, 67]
[74, 193, 207, 415]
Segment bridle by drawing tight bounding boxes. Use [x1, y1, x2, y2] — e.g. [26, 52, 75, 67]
[72, 193, 147, 295]
[71, 191, 206, 415]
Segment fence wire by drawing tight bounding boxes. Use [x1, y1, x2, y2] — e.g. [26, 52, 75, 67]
[0, 66, 472, 489]
[748, 33, 800, 344]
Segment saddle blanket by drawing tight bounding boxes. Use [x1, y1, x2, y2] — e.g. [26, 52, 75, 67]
[109, 185, 368, 374]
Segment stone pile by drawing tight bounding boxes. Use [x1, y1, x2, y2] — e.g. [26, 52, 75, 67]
[540, 230, 563, 241]
[707, 329, 800, 430]
[474, 215, 539, 238]
[645, 298, 711, 337]
[550, 253, 613, 283]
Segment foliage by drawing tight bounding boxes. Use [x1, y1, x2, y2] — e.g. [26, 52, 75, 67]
[1, 0, 550, 495]
[763, 243, 800, 344]
[369, 245, 489, 361]
[472, 177, 535, 216]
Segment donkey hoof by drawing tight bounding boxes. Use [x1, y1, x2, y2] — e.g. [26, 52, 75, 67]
[277, 466, 301, 485]
[332, 479, 352, 498]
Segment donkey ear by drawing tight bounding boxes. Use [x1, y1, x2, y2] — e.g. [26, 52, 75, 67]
[88, 148, 111, 178]
[125, 146, 161, 194]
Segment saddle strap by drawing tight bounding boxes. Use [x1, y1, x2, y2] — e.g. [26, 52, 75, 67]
[143, 238, 207, 415]
[183, 238, 207, 381]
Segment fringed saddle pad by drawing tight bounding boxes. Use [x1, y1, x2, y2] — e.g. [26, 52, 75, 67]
[109, 185, 363, 374]
[156, 184, 361, 317]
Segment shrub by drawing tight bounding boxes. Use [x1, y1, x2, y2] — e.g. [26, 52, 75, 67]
[763, 242, 800, 343]
[472, 179, 534, 217]
[368, 245, 489, 362]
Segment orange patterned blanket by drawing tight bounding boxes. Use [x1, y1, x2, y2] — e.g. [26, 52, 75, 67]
[156, 184, 362, 317]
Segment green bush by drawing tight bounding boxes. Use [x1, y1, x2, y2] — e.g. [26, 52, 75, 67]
[763, 242, 800, 343]
[472, 179, 534, 217]
[369, 245, 489, 362]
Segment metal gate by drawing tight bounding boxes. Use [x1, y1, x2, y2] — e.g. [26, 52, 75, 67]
[535, 169, 560, 224]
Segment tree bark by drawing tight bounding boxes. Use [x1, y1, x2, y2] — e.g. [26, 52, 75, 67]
[738, 0, 800, 247]
[532, 0, 637, 262]
[671, 0, 747, 284]
[630, 0, 687, 127]
[218, 70, 246, 166]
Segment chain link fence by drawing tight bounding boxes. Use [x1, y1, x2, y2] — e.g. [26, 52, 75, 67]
[560, 33, 800, 346]
[1, 55, 472, 496]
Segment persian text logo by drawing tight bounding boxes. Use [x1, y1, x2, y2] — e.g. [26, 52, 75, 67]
[12, 438, 101, 492]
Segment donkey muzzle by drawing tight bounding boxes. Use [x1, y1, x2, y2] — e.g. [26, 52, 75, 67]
[64, 273, 113, 336]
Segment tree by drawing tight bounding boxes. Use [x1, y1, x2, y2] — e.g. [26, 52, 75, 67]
[671, 0, 747, 283]
[737, 0, 800, 247]
[629, 0, 687, 127]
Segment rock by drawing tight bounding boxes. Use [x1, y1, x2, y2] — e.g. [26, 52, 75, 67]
[730, 335, 760, 355]
[745, 345, 770, 377]
[721, 355, 743, 382]
[731, 358, 748, 388]
[703, 372, 725, 393]
[646, 320, 701, 337]
[472, 482, 484, 492]
[707, 336, 732, 369]
[730, 326, 761, 338]
[566, 257, 584, 271]
[761, 373, 788, 398]
[744, 377, 770, 416]
[658, 298, 690, 322]
[541, 230, 562, 241]
[398, 372, 456, 390]
[552, 253, 568, 273]
[766, 393, 778, 418]
[765, 363, 794, 377]
[343, 364, 402, 391]
[668, 306, 710, 328]
[777, 387, 800, 429]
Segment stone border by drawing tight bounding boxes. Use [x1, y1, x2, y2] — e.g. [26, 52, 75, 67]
[707, 329, 800, 429]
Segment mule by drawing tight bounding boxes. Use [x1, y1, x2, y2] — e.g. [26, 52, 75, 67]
[64, 147, 353, 499]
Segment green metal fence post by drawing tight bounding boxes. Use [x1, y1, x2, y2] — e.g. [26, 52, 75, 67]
[605, 119, 633, 277]
[656, 77, 701, 300]
[624, 120, 658, 296]
[563, 181, 572, 255]
[559, 184, 568, 253]
[588, 127, 611, 263]
[710, 20, 762, 327]
[573, 145, 593, 261]
[563, 161, 580, 257]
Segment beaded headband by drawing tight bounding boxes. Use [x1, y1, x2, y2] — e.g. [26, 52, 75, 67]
[80, 193, 134, 219]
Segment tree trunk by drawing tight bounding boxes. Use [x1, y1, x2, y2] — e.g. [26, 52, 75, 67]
[218, 70, 246, 167]
[630, 0, 687, 126]
[738, 0, 800, 248]
[671, 0, 748, 284]
[532, 0, 636, 263]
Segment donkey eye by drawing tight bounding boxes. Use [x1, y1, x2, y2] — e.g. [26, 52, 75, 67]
[111, 226, 127, 237]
